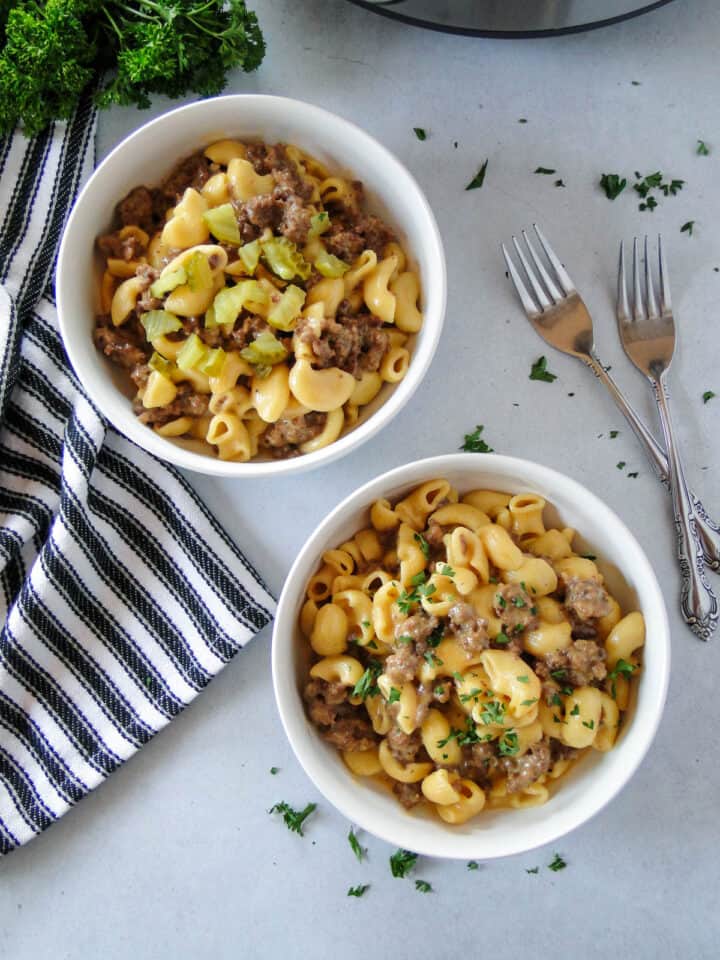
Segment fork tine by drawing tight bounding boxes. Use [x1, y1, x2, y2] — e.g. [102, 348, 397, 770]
[644, 235, 659, 318]
[532, 224, 576, 295]
[521, 229, 563, 303]
[501, 243, 540, 316]
[617, 240, 631, 320]
[632, 237, 645, 322]
[658, 234, 672, 313]
[512, 235, 552, 311]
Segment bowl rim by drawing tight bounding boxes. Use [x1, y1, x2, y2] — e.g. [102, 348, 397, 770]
[272, 452, 671, 859]
[56, 93, 447, 478]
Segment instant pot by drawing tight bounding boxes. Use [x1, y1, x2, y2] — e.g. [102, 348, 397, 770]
[347, 0, 677, 36]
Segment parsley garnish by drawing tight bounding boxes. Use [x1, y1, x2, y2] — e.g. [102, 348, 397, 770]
[697, 139, 710, 156]
[269, 801, 316, 836]
[516, 674, 529, 683]
[270, 766, 279, 775]
[478, 699, 506, 726]
[413, 127, 427, 141]
[702, 390, 716, 404]
[550, 669, 567, 680]
[348, 827, 366, 862]
[526, 866, 539, 874]
[552, 713, 566, 724]
[461, 424, 494, 453]
[352, 660, 383, 700]
[638, 196, 658, 212]
[609, 430, 619, 438]
[388, 687, 401, 704]
[681, 220, 695, 236]
[512, 596, 526, 608]
[569, 704, 580, 716]
[554, 179, 566, 188]
[459, 687, 483, 704]
[440, 564, 455, 577]
[498, 730, 519, 756]
[628, 472, 639, 478]
[534, 166, 556, 174]
[467, 860, 479, 870]
[397, 635, 414, 645]
[530, 356, 557, 383]
[347, 884, 369, 897]
[600, 173, 627, 200]
[550, 693, 562, 707]
[496, 594, 507, 609]
[494, 631, 511, 645]
[414, 532, 430, 558]
[466, 159, 489, 190]
[521, 698, 538, 707]
[427, 624, 444, 647]
[548, 853, 567, 872]
[582, 719, 595, 730]
[415, 880, 432, 893]
[434, 685, 446, 697]
[608, 658, 637, 698]
[617, 461, 626, 470]
[390, 849, 418, 878]
[424, 651, 443, 668]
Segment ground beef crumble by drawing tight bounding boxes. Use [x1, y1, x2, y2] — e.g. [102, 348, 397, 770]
[493, 582, 539, 634]
[536, 639, 608, 687]
[303, 679, 377, 752]
[448, 601, 489, 653]
[259, 412, 328, 459]
[294, 311, 388, 378]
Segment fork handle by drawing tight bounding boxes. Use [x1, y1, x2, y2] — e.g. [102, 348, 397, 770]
[584, 353, 720, 570]
[653, 372, 718, 640]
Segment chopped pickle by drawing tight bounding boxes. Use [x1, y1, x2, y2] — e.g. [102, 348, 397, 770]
[176, 333, 208, 371]
[267, 284, 306, 331]
[198, 347, 227, 378]
[141, 309, 182, 340]
[238, 239, 261, 273]
[149, 267, 187, 299]
[203, 203, 241, 245]
[240, 330, 288, 368]
[314, 250, 350, 278]
[148, 351, 173, 376]
[186, 251, 213, 292]
[261, 236, 311, 281]
[308, 211, 331, 238]
[209, 280, 269, 328]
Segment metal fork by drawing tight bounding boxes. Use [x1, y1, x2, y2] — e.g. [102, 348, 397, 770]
[617, 237, 717, 640]
[501, 224, 720, 576]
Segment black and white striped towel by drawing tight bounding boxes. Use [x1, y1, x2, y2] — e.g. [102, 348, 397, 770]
[0, 96, 276, 854]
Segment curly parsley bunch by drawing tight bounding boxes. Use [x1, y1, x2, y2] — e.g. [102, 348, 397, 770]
[0, 0, 265, 137]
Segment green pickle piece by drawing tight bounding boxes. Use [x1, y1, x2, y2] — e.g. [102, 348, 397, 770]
[149, 267, 187, 299]
[209, 280, 269, 328]
[308, 211, 331, 238]
[240, 330, 288, 369]
[141, 309, 182, 340]
[198, 347, 227, 378]
[186, 251, 213, 292]
[203, 204, 241, 245]
[176, 333, 208, 371]
[267, 284, 306, 331]
[148, 351, 173, 376]
[314, 250, 350, 278]
[238, 239, 261, 273]
[261, 236, 311, 281]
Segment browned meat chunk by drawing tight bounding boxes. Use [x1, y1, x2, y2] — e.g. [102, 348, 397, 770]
[501, 738, 552, 793]
[387, 726, 421, 765]
[259, 412, 328, 458]
[564, 577, 612, 621]
[237, 185, 311, 246]
[424, 521, 445, 549]
[161, 153, 211, 202]
[136, 265, 163, 313]
[493, 582, 538, 635]
[384, 645, 421, 685]
[94, 316, 149, 370]
[324, 228, 365, 263]
[323, 717, 378, 752]
[295, 312, 388, 378]
[243, 192, 284, 231]
[448, 601, 489, 653]
[325, 213, 394, 260]
[460, 741, 499, 786]
[304, 678, 348, 726]
[550, 739, 579, 764]
[539, 639, 607, 687]
[384, 613, 438, 684]
[392, 781, 424, 809]
[224, 314, 270, 352]
[97, 230, 147, 261]
[278, 192, 312, 245]
[394, 613, 439, 646]
[431, 680, 451, 704]
[117, 186, 156, 232]
[134, 383, 209, 426]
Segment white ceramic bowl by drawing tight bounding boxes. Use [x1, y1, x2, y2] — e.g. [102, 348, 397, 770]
[272, 454, 670, 860]
[57, 95, 446, 477]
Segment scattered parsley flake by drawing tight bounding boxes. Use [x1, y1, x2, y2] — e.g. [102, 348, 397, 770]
[534, 166, 556, 174]
[702, 390, 716, 403]
[639, 196, 658, 212]
[466, 159, 489, 190]
[550, 692, 562, 707]
[697, 139, 710, 155]
[269, 766, 279, 775]
[521, 698, 538, 707]
[617, 461, 626, 470]
[498, 730, 520, 756]
[631, 80, 642, 85]
[390, 849, 418, 878]
[550, 669, 567, 680]
[413, 127, 427, 141]
[516, 675, 530, 683]
[600, 173, 627, 200]
[530, 355, 557, 382]
[269, 801, 317, 836]
[548, 853, 567, 872]
[348, 828, 365, 862]
[467, 860, 479, 870]
[526, 866, 539, 874]
[518, 118, 528, 123]
[460, 424, 494, 453]
[582, 719, 595, 730]
[352, 660, 382, 699]
[628, 472, 639, 478]
[570, 704, 580, 716]
[388, 687, 401, 704]
[554, 179, 566, 187]
[494, 631, 511, 645]
[609, 430, 619, 438]
[440, 564, 455, 577]
[681, 220, 695, 236]
[478, 700, 506, 726]
[414, 532, 430, 558]
[347, 884, 369, 898]
[415, 880, 432, 893]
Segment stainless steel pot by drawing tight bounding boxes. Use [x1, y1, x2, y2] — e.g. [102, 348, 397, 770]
[346, 0, 677, 36]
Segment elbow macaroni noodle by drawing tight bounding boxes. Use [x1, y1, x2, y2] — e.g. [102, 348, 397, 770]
[301, 480, 645, 825]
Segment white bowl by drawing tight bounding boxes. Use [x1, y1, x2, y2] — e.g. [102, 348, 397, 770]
[272, 453, 670, 860]
[56, 95, 446, 477]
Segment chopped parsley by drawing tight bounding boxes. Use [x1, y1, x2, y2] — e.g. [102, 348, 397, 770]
[414, 532, 430, 558]
[415, 880, 432, 893]
[550, 692, 562, 707]
[569, 704, 580, 716]
[681, 220, 695, 236]
[427, 624, 444, 647]
[423, 651, 443, 668]
[518, 118, 528, 123]
[608, 658, 637, 698]
[397, 572, 435, 614]
[434, 684, 447, 697]
[550, 669, 567, 680]
[516, 674, 530, 683]
[347, 884, 369, 898]
[530, 355, 557, 383]
[617, 461, 626, 470]
[498, 730, 519, 756]
[552, 713, 566, 725]
[554, 179, 566, 188]
[478, 699, 506, 726]
[512, 596, 526, 609]
[496, 594, 507, 609]
[526, 866, 539, 874]
[269, 801, 316, 836]
[460, 424, 494, 453]
[628, 472, 639, 478]
[466, 159, 489, 190]
[348, 828, 366, 862]
[390, 849, 418, 878]
[388, 687, 401, 704]
[534, 166, 556, 174]
[582, 719, 595, 730]
[609, 430, 619, 439]
[352, 660, 383, 699]
[467, 860, 479, 870]
[599, 173, 627, 200]
[440, 564, 455, 578]
[638, 196, 658, 212]
[697, 139, 710, 156]
[494, 631, 511, 645]
[702, 390, 716, 404]
[269, 766, 279, 775]
[459, 687, 483, 704]
[521, 698, 538, 707]
[397, 635, 414, 645]
[413, 127, 427, 141]
[548, 853, 567, 872]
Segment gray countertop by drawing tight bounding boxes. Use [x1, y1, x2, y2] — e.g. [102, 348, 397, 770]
[2, 0, 719, 956]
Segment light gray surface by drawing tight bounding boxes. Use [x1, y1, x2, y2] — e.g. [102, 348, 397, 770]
[2, 0, 720, 956]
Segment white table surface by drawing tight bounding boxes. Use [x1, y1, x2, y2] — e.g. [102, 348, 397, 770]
[3, 0, 720, 956]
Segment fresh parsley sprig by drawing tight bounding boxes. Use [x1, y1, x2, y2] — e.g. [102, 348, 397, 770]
[460, 424, 494, 453]
[390, 849, 418, 878]
[268, 801, 316, 836]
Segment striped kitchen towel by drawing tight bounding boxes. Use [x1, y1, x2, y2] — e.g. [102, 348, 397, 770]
[0, 95, 276, 854]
